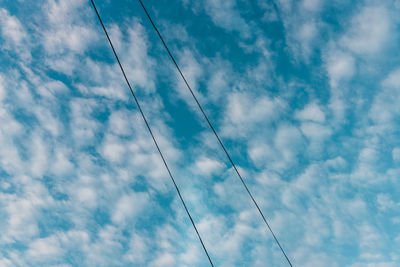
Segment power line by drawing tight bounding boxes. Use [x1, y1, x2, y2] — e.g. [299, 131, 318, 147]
[136, 1, 293, 266]
[89, 1, 214, 266]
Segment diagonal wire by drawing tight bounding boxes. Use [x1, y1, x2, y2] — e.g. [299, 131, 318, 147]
[89, 1, 214, 266]
[137, 0, 293, 266]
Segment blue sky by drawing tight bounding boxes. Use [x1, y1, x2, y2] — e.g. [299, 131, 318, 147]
[0, 0, 400, 266]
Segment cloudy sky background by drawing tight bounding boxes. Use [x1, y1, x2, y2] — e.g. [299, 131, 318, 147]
[1, 0, 400, 266]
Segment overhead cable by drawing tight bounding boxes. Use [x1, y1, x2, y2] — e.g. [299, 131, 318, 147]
[89, 1, 214, 266]
[136, 1, 293, 266]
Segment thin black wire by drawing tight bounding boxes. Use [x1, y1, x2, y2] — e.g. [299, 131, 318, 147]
[89, 1, 214, 266]
[137, 1, 293, 266]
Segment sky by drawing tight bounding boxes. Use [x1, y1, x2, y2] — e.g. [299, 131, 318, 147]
[0, 0, 400, 266]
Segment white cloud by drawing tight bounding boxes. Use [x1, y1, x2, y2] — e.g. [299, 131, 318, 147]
[301, 0, 322, 12]
[29, 133, 49, 178]
[382, 68, 400, 88]
[358, 223, 384, 254]
[37, 80, 69, 99]
[100, 134, 127, 164]
[274, 0, 325, 62]
[347, 198, 367, 218]
[0, 104, 23, 175]
[248, 142, 275, 168]
[326, 50, 355, 88]
[222, 92, 284, 138]
[123, 22, 156, 93]
[369, 68, 400, 126]
[174, 49, 204, 106]
[0, 75, 5, 101]
[376, 194, 396, 211]
[112, 192, 150, 225]
[332, 219, 352, 242]
[325, 156, 347, 171]
[328, 93, 347, 127]
[39, 0, 98, 75]
[51, 147, 74, 176]
[0, 256, 12, 266]
[392, 147, 400, 162]
[108, 109, 135, 136]
[75, 21, 155, 98]
[293, 247, 337, 267]
[69, 98, 100, 143]
[259, 2, 278, 22]
[295, 21, 319, 61]
[323, 47, 355, 127]
[206, 67, 231, 102]
[351, 262, 397, 267]
[179, 244, 201, 265]
[27, 235, 62, 259]
[203, 0, 250, 37]
[76, 186, 97, 208]
[4, 196, 40, 242]
[124, 234, 149, 264]
[0, 8, 27, 46]
[301, 122, 332, 142]
[150, 252, 176, 267]
[85, 225, 126, 265]
[293, 164, 322, 194]
[274, 124, 303, 168]
[194, 156, 224, 176]
[196, 212, 269, 265]
[341, 6, 391, 55]
[45, 53, 79, 76]
[33, 105, 63, 137]
[295, 102, 325, 122]
[304, 210, 330, 247]
[42, 0, 97, 55]
[358, 147, 378, 164]
[2, 175, 54, 244]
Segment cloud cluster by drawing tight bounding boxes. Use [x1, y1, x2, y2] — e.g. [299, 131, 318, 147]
[1, 0, 400, 266]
